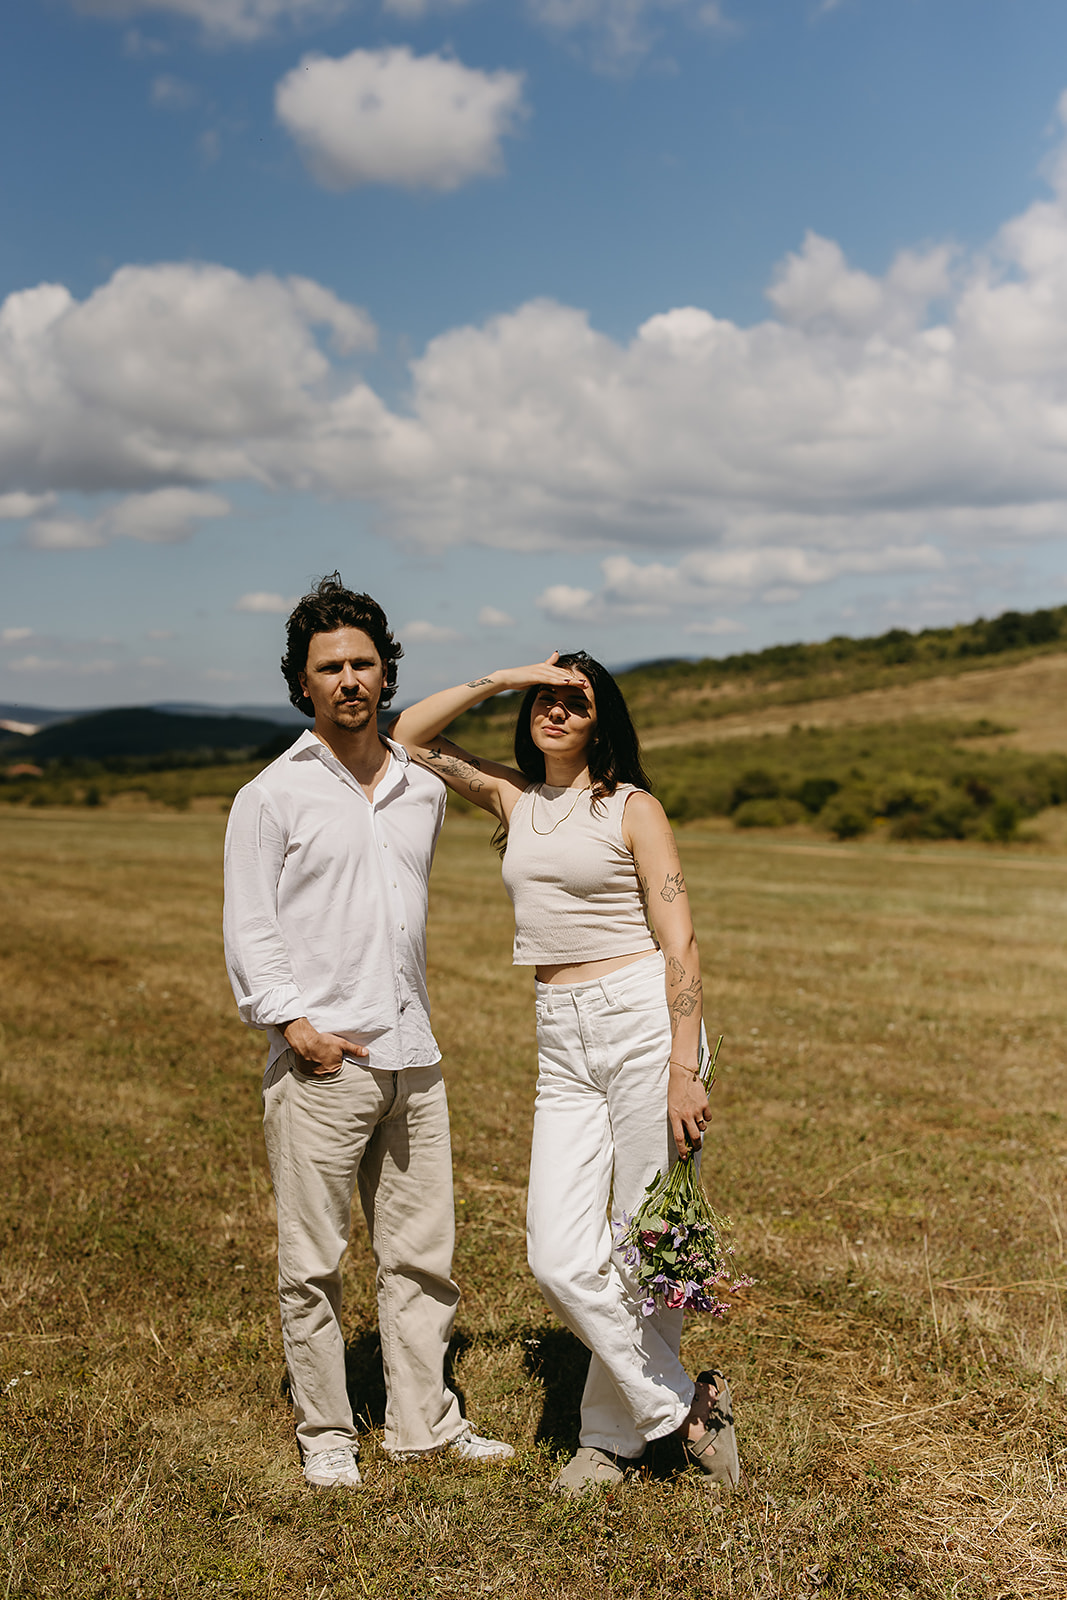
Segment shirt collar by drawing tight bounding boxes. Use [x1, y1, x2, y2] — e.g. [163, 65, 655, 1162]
[287, 727, 321, 760]
[287, 727, 406, 760]
[288, 726, 409, 799]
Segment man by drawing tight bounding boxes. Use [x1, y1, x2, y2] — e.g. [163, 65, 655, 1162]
[223, 574, 512, 1489]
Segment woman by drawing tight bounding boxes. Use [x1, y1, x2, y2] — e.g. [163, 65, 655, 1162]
[391, 651, 738, 1494]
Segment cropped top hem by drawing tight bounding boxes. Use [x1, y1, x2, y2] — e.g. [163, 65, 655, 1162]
[512, 939, 658, 969]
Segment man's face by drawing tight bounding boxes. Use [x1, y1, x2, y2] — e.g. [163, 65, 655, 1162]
[299, 627, 386, 734]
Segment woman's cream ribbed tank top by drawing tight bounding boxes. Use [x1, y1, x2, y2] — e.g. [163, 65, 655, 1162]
[501, 783, 657, 966]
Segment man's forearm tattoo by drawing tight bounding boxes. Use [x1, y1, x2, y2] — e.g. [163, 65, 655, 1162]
[425, 744, 485, 792]
[660, 871, 686, 903]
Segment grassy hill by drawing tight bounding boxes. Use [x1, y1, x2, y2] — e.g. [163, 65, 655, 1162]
[0, 706, 284, 764]
[449, 604, 1067, 756]
[442, 606, 1067, 843]
[5, 603, 1067, 841]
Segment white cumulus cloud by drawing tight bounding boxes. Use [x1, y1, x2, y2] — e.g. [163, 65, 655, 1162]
[767, 232, 952, 337]
[9, 653, 116, 674]
[7, 97, 1067, 615]
[234, 591, 295, 613]
[150, 74, 198, 109]
[72, 0, 344, 44]
[683, 617, 746, 636]
[25, 489, 230, 550]
[0, 262, 374, 495]
[275, 47, 526, 191]
[0, 491, 55, 520]
[478, 605, 516, 627]
[402, 619, 464, 643]
[539, 585, 600, 622]
[526, 0, 737, 69]
[538, 543, 947, 623]
[383, 0, 473, 14]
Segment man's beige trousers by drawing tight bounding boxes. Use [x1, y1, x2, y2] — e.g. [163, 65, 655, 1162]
[262, 1052, 464, 1462]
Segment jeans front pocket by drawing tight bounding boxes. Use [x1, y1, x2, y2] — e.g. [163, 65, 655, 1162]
[291, 1055, 345, 1083]
[605, 963, 668, 1018]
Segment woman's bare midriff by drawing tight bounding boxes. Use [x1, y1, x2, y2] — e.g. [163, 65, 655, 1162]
[534, 950, 655, 985]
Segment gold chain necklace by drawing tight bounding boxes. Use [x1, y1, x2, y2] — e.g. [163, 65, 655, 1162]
[529, 784, 591, 835]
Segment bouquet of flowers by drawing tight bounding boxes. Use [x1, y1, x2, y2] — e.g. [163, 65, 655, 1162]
[614, 1036, 752, 1318]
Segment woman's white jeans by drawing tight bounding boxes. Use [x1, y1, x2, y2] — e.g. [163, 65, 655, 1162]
[526, 951, 696, 1458]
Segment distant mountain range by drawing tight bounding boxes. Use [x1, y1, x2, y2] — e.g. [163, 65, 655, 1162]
[0, 700, 305, 736]
[5, 604, 1064, 768]
[0, 706, 302, 764]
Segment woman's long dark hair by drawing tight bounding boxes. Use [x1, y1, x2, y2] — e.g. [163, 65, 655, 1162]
[493, 652, 649, 855]
[514, 650, 652, 802]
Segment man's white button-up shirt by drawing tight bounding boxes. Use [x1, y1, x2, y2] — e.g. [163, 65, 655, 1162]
[223, 729, 446, 1072]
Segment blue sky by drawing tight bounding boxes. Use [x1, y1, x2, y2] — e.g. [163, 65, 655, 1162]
[3, 0, 1067, 709]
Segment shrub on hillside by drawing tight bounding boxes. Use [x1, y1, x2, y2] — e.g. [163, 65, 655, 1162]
[793, 776, 841, 814]
[656, 771, 734, 822]
[649, 720, 1067, 842]
[819, 789, 876, 839]
[732, 797, 806, 829]
[729, 768, 780, 810]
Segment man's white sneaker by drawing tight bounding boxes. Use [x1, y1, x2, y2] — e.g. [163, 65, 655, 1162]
[303, 1446, 363, 1488]
[448, 1426, 514, 1464]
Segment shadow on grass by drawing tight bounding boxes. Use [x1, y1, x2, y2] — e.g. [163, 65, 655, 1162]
[281, 1329, 471, 1436]
[522, 1324, 690, 1477]
[522, 1325, 586, 1452]
[286, 1320, 689, 1473]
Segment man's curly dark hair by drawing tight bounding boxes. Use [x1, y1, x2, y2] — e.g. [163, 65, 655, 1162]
[281, 574, 403, 717]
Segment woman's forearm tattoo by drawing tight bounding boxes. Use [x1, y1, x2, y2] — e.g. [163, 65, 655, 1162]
[466, 677, 493, 689]
[669, 978, 702, 1024]
[666, 952, 702, 1026]
[425, 744, 485, 792]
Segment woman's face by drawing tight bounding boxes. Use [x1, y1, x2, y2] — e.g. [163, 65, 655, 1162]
[529, 675, 597, 759]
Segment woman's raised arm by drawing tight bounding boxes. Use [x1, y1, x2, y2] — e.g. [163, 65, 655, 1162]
[389, 654, 577, 824]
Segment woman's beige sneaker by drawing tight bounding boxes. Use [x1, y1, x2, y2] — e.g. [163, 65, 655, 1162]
[550, 1446, 631, 1497]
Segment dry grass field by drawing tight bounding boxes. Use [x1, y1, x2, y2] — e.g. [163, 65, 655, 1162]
[2, 807, 1067, 1597]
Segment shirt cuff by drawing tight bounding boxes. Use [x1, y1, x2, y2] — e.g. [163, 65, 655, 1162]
[238, 984, 305, 1031]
